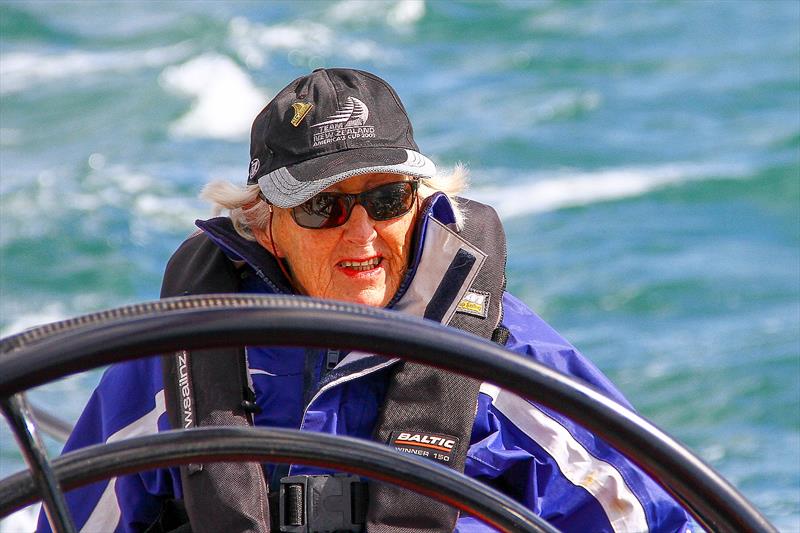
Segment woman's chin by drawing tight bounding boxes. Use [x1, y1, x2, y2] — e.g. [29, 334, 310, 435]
[329, 285, 391, 308]
[345, 292, 388, 308]
[329, 271, 395, 307]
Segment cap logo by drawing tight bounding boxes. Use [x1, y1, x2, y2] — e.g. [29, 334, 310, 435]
[290, 102, 313, 127]
[249, 158, 260, 180]
[312, 96, 369, 127]
[310, 96, 375, 148]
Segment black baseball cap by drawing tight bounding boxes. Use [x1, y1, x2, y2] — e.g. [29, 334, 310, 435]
[247, 68, 436, 208]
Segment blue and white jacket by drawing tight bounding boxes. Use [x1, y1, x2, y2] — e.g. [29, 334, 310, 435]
[39, 196, 690, 533]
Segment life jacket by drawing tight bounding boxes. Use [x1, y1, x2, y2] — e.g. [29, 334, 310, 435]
[159, 195, 508, 533]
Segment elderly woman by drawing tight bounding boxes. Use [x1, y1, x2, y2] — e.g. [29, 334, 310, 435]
[39, 69, 689, 533]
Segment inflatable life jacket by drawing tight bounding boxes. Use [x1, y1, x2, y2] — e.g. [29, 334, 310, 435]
[159, 196, 509, 532]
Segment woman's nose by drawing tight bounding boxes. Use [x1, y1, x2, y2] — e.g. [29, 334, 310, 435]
[343, 204, 377, 244]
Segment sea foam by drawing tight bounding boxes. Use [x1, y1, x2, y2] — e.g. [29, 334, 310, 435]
[0, 43, 191, 95]
[0, 304, 67, 338]
[469, 162, 751, 219]
[227, 17, 390, 71]
[159, 54, 267, 141]
[325, 0, 426, 28]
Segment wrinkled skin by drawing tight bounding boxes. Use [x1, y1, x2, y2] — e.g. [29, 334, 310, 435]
[253, 173, 418, 307]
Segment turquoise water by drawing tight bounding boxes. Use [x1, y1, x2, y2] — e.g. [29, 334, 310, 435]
[1, 1, 798, 530]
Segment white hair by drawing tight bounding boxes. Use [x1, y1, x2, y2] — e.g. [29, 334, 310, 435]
[200, 165, 469, 241]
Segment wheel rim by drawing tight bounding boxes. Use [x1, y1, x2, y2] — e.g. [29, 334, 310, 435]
[0, 295, 777, 532]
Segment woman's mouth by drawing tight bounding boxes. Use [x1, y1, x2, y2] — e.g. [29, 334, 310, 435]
[337, 256, 382, 274]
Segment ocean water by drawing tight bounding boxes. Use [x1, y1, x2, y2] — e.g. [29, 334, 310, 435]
[1, 1, 798, 530]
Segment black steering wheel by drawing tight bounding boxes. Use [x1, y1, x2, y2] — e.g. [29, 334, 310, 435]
[0, 295, 776, 532]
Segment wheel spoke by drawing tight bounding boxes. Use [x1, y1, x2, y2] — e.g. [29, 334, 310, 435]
[1, 394, 76, 533]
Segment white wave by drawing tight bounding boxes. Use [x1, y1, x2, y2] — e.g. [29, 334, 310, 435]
[159, 54, 267, 141]
[1, 303, 67, 337]
[1, 161, 206, 248]
[89, 164, 205, 236]
[130, 194, 206, 245]
[92, 163, 157, 196]
[0, 43, 192, 95]
[227, 17, 390, 71]
[388, 0, 426, 27]
[326, 0, 426, 29]
[468, 162, 751, 219]
[228, 17, 333, 70]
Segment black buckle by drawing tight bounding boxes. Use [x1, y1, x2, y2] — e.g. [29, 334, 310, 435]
[279, 474, 367, 532]
[240, 386, 262, 415]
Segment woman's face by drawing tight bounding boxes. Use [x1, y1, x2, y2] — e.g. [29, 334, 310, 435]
[254, 173, 418, 307]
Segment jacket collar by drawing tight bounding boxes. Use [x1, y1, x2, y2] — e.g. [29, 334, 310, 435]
[194, 217, 294, 294]
[197, 194, 486, 389]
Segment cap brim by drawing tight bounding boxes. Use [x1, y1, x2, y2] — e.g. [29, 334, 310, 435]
[257, 147, 436, 208]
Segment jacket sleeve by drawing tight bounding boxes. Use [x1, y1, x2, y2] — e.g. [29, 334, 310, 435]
[457, 292, 692, 533]
[36, 356, 180, 533]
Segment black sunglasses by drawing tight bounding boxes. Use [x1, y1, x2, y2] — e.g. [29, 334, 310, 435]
[291, 180, 419, 229]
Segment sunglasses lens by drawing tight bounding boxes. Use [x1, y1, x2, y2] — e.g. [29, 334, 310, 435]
[364, 182, 416, 221]
[293, 194, 349, 229]
[291, 181, 417, 229]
